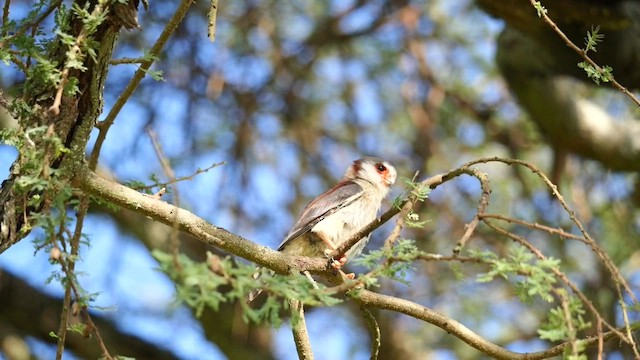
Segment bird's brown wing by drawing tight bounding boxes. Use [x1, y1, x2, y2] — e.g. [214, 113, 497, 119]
[277, 181, 363, 250]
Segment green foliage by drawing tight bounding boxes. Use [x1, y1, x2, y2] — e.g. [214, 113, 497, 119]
[152, 251, 342, 326]
[71, 2, 108, 35]
[67, 323, 88, 336]
[143, 68, 165, 82]
[471, 246, 559, 303]
[26, 56, 63, 94]
[577, 26, 613, 85]
[472, 246, 592, 358]
[4, 126, 68, 192]
[356, 238, 422, 286]
[532, 1, 547, 17]
[538, 294, 590, 341]
[1, 126, 97, 308]
[402, 177, 431, 202]
[584, 26, 604, 53]
[578, 62, 613, 85]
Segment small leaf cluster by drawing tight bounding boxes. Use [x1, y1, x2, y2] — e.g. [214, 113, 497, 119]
[472, 246, 559, 302]
[538, 294, 590, 342]
[578, 25, 613, 85]
[1, 126, 76, 236]
[356, 238, 422, 287]
[152, 251, 342, 327]
[2, 1, 109, 100]
[0, 1, 49, 64]
[403, 177, 431, 202]
[394, 177, 431, 227]
[532, 1, 547, 17]
[471, 246, 592, 358]
[583, 26, 604, 53]
[577, 62, 613, 85]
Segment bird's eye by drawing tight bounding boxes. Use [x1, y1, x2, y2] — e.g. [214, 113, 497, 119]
[376, 163, 387, 173]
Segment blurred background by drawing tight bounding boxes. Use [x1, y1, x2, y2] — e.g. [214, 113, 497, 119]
[1, 0, 640, 359]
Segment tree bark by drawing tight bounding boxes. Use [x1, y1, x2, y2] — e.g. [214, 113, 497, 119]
[0, 2, 123, 252]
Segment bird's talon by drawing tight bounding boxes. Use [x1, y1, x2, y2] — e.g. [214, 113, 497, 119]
[338, 255, 348, 266]
[330, 254, 348, 270]
[342, 272, 356, 279]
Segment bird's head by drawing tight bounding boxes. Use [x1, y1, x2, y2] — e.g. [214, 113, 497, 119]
[344, 156, 397, 191]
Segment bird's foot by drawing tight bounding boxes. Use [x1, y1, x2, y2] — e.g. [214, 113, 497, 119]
[329, 254, 348, 269]
[340, 270, 356, 279]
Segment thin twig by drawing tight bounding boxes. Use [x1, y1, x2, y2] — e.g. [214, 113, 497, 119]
[556, 289, 580, 357]
[451, 168, 491, 254]
[480, 213, 588, 244]
[146, 126, 182, 270]
[360, 306, 380, 360]
[465, 157, 636, 304]
[89, 0, 195, 170]
[529, 0, 640, 107]
[132, 161, 226, 190]
[109, 57, 146, 65]
[484, 221, 623, 343]
[399, 253, 486, 264]
[208, 0, 218, 42]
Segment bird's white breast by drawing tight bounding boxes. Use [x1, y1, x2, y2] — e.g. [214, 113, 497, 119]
[311, 182, 385, 258]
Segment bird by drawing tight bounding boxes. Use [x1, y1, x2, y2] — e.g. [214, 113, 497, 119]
[248, 156, 397, 302]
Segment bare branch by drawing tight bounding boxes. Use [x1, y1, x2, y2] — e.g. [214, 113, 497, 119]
[290, 299, 313, 360]
[464, 156, 636, 304]
[479, 213, 588, 244]
[360, 306, 380, 360]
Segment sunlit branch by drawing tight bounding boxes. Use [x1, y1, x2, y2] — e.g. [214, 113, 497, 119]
[79, 167, 329, 276]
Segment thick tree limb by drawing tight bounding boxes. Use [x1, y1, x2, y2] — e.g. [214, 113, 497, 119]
[79, 168, 328, 276]
[0, 2, 125, 251]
